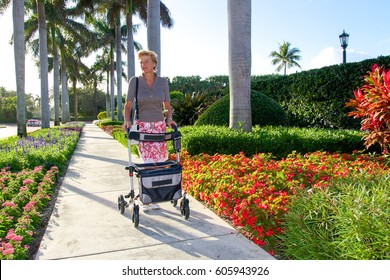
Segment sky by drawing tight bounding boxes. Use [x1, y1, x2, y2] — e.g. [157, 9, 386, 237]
[0, 0, 389, 97]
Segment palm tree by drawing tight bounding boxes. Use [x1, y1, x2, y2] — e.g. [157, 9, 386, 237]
[1, 0, 27, 136]
[25, 0, 97, 125]
[13, 1, 26, 136]
[270, 41, 302, 75]
[126, 0, 135, 78]
[227, 0, 252, 132]
[147, 0, 160, 75]
[35, 0, 50, 128]
[94, 51, 111, 117]
[117, 0, 173, 78]
[87, 15, 123, 120]
[67, 45, 90, 121]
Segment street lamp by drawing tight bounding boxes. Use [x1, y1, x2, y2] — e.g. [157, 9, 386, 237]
[339, 29, 349, 64]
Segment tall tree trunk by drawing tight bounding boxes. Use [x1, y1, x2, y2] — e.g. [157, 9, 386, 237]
[127, 1, 135, 78]
[116, 21, 123, 121]
[61, 57, 70, 123]
[52, 28, 60, 126]
[13, 0, 26, 137]
[72, 78, 78, 120]
[106, 70, 110, 116]
[147, 0, 161, 76]
[37, 0, 50, 128]
[93, 80, 98, 118]
[228, 0, 252, 132]
[110, 57, 115, 121]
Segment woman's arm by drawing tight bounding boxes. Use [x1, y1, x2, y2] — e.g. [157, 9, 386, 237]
[122, 100, 133, 130]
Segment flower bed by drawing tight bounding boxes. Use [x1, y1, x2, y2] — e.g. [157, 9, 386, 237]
[180, 150, 390, 258]
[0, 166, 58, 259]
[0, 122, 83, 260]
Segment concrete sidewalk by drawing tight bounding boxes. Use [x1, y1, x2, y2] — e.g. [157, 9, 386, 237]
[35, 124, 275, 260]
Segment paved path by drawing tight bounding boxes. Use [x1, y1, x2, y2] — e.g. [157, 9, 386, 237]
[34, 124, 275, 260]
[0, 122, 53, 139]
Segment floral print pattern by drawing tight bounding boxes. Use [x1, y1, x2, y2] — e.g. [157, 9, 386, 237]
[137, 120, 168, 163]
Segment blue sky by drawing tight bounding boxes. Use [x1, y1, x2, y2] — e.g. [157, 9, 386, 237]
[1, 0, 389, 96]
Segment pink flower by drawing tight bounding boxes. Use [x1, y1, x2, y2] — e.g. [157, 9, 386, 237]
[23, 178, 34, 185]
[23, 201, 37, 212]
[6, 229, 23, 242]
[2, 248, 15, 256]
[2, 201, 15, 208]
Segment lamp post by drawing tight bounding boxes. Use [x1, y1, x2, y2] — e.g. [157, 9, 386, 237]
[339, 29, 349, 64]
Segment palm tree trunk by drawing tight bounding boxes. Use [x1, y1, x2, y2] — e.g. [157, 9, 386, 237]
[93, 80, 98, 118]
[228, 0, 252, 132]
[61, 57, 70, 123]
[13, 0, 26, 137]
[37, 0, 50, 128]
[147, 0, 161, 76]
[116, 20, 123, 121]
[110, 57, 115, 121]
[52, 28, 60, 126]
[72, 78, 78, 121]
[106, 70, 110, 117]
[127, 1, 135, 78]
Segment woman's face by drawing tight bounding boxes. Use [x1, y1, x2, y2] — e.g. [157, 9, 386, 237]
[139, 55, 156, 74]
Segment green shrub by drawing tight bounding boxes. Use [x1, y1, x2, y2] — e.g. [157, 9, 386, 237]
[179, 125, 378, 158]
[279, 173, 390, 259]
[252, 56, 390, 129]
[171, 92, 212, 126]
[97, 120, 123, 127]
[97, 111, 107, 120]
[195, 91, 289, 127]
[170, 90, 184, 101]
[98, 124, 378, 159]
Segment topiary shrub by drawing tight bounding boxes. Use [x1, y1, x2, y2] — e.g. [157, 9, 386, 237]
[97, 111, 107, 120]
[195, 91, 289, 127]
[170, 90, 184, 101]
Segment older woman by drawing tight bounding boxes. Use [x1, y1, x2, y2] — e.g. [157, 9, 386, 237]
[123, 50, 176, 211]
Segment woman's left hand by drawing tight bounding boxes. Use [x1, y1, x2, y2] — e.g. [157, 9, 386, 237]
[167, 118, 177, 128]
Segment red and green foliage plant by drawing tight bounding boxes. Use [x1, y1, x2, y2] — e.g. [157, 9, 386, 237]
[0, 166, 58, 259]
[180, 150, 390, 257]
[346, 64, 390, 153]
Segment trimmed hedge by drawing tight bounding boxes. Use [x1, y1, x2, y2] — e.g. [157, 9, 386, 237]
[175, 125, 378, 158]
[99, 123, 380, 159]
[252, 56, 390, 129]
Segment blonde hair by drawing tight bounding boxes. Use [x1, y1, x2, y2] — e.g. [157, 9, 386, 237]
[137, 50, 158, 71]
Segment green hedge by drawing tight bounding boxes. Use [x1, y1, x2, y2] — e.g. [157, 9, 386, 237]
[252, 56, 390, 129]
[179, 125, 378, 158]
[100, 123, 380, 159]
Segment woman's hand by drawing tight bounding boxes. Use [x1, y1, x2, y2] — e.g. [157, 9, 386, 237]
[122, 121, 131, 131]
[166, 118, 177, 128]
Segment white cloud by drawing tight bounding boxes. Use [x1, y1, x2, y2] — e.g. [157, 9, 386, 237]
[252, 52, 276, 75]
[309, 47, 339, 69]
[348, 49, 369, 55]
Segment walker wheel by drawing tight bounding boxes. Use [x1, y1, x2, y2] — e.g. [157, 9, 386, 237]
[118, 195, 125, 214]
[132, 204, 139, 228]
[171, 199, 178, 207]
[180, 198, 190, 220]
